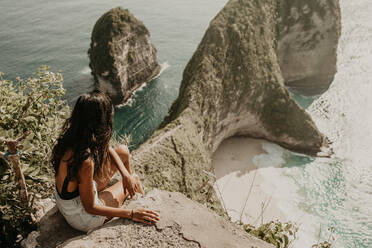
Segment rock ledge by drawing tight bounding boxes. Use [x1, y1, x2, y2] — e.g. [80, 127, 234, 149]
[23, 190, 273, 248]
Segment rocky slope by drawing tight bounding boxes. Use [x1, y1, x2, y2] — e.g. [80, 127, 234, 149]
[276, 0, 341, 94]
[88, 7, 161, 105]
[22, 190, 274, 248]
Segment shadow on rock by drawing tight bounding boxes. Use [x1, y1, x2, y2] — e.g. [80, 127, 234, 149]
[36, 207, 83, 247]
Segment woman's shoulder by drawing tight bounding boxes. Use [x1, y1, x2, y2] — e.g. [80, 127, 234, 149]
[61, 149, 74, 162]
[60, 149, 94, 173]
[79, 155, 95, 173]
[61, 149, 92, 162]
[78, 157, 95, 180]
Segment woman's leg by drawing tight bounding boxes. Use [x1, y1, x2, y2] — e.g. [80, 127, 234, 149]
[97, 173, 143, 209]
[98, 180, 128, 208]
[97, 180, 128, 223]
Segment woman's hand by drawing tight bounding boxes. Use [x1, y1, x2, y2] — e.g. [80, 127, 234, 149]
[122, 173, 137, 198]
[131, 209, 160, 225]
[122, 173, 144, 198]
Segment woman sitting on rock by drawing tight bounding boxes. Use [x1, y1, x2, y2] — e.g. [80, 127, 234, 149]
[51, 90, 159, 232]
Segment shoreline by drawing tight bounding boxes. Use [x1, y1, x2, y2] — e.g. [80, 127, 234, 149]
[212, 137, 288, 225]
[116, 61, 169, 108]
[212, 136, 319, 247]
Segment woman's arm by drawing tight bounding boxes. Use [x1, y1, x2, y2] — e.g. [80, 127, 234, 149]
[78, 159, 159, 224]
[109, 146, 131, 177]
[109, 146, 138, 197]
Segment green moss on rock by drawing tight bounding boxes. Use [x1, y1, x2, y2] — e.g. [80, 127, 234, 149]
[136, 0, 333, 216]
[132, 110, 225, 214]
[163, 0, 327, 155]
[88, 7, 160, 105]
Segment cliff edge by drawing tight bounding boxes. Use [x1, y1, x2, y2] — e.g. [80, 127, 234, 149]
[22, 191, 274, 248]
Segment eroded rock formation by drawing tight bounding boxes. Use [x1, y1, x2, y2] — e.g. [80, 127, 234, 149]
[88, 7, 161, 105]
[129, 0, 331, 213]
[277, 0, 341, 94]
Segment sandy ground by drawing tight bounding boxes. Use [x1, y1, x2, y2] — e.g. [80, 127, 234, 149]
[212, 136, 325, 247]
[212, 136, 288, 225]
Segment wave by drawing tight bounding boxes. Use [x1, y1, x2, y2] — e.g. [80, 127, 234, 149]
[79, 66, 91, 75]
[116, 61, 170, 108]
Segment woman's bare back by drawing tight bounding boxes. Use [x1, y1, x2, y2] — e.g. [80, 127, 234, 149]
[55, 150, 78, 196]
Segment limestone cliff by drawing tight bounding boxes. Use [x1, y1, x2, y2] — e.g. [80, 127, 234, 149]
[164, 0, 328, 154]
[88, 7, 161, 105]
[130, 0, 331, 215]
[276, 0, 341, 94]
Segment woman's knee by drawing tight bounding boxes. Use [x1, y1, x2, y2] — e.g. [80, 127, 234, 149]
[115, 144, 130, 163]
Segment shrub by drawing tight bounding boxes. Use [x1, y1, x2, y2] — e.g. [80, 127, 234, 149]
[312, 227, 335, 248]
[312, 241, 332, 248]
[0, 66, 68, 246]
[243, 220, 298, 248]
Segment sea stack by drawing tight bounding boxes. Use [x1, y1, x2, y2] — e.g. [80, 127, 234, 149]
[276, 0, 341, 95]
[88, 7, 161, 105]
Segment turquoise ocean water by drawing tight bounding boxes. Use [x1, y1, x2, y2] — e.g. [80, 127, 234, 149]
[0, 1, 371, 247]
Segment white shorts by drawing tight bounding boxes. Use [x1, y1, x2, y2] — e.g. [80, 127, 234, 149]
[54, 181, 106, 232]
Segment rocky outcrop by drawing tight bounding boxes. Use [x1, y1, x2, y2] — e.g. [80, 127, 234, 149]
[88, 7, 161, 105]
[21, 198, 81, 248]
[129, 0, 331, 215]
[22, 190, 274, 248]
[276, 0, 341, 94]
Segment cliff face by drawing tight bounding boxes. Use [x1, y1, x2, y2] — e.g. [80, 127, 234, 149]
[164, 0, 327, 155]
[130, 0, 331, 214]
[276, 0, 341, 94]
[88, 7, 161, 105]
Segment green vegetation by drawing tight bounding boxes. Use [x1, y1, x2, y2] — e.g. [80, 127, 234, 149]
[312, 241, 332, 248]
[242, 220, 336, 248]
[312, 227, 335, 248]
[243, 221, 298, 248]
[0, 66, 68, 246]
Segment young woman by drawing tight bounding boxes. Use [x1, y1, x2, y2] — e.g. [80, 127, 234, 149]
[51, 90, 159, 232]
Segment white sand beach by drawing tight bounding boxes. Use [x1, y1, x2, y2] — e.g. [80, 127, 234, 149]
[213, 136, 331, 247]
[212, 136, 289, 225]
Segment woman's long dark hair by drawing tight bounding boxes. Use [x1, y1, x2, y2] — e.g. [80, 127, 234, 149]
[51, 90, 114, 182]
